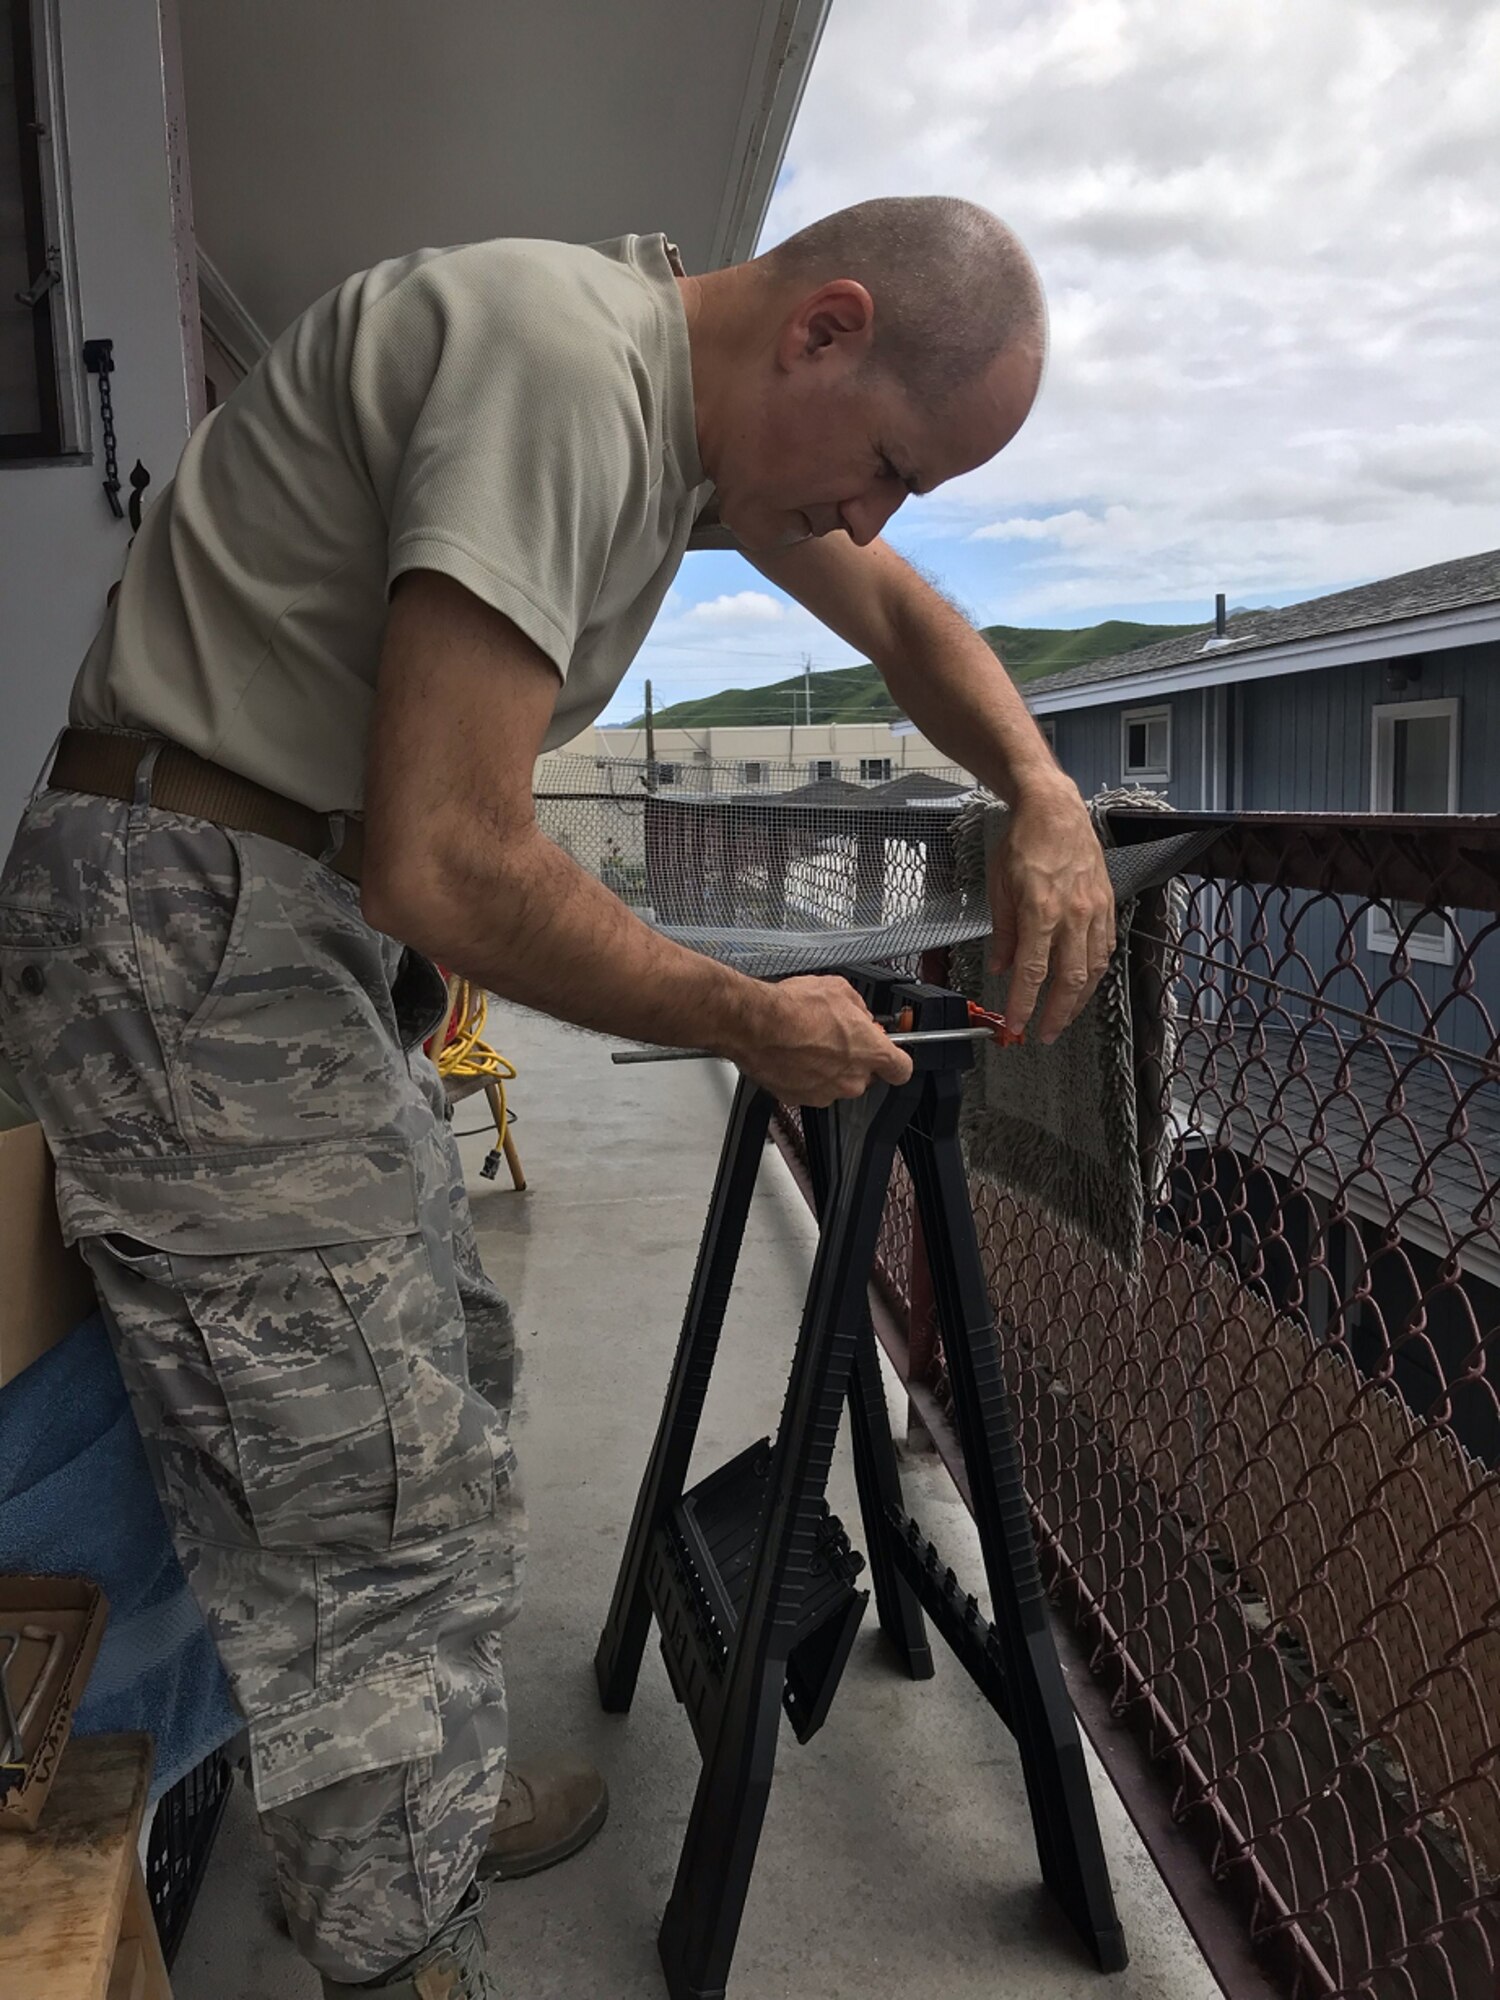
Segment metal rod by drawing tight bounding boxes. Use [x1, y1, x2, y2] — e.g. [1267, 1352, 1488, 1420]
[0, 1634, 22, 1765]
[1134, 923, 1500, 1079]
[611, 1026, 995, 1067]
[15, 1626, 63, 1738]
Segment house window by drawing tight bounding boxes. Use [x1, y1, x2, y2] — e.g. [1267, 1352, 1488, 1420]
[858, 757, 892, 782]
[1037, 718, 1057, 752]
[1, 0, 84, 458]
[809, 759, 839, 781]
[1368, 698, 1458, 965]
[1121, 706, 1171, 783]
[655, 762, 680, 786]
[740, 761, 766, 786]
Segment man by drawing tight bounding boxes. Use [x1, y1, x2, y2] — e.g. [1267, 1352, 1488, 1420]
[0, 196, 1113, 1996]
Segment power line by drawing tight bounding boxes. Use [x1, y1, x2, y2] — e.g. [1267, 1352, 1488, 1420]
[634, 720, 902, 726]
[638, 642, 858, 663]
[620, 707, 902, 718]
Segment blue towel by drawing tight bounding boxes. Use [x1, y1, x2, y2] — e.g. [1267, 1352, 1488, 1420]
[0, 1314, 240, 1802]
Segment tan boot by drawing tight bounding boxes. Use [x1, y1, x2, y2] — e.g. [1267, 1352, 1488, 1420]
[478, 1752, 609, 1880]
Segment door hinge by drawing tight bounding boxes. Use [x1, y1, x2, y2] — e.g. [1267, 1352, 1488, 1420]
[15, 248, 62, 310]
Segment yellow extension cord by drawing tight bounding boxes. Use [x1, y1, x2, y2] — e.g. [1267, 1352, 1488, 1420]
[434, 979, 517, 1164]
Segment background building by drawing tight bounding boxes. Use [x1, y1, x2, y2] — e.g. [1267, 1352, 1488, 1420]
[546, 719, 965, 789]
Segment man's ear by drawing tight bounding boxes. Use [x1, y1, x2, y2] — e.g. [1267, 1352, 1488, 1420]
[776, 279, 875, 372]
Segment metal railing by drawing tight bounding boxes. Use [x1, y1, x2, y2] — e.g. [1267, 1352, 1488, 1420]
[777, 811, 1500, 2000]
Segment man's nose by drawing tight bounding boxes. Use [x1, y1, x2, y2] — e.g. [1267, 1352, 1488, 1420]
[838, 486, 906, 547]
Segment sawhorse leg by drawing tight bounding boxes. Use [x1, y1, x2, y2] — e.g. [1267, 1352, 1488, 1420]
[658, 1081, 920, 1999]
[803, 1104, 933, 1681]
[595, 1077, 773, 1711]
[901, 1067, 1127, 1972]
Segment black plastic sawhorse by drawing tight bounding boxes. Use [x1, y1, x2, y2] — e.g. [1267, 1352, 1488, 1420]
[595, 966, 1127, 1998]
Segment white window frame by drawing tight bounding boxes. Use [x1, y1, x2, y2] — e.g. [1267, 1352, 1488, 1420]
[1036, 717, 1057, 753]
[739, 760, 766, 786]
[2, 0, 87, 460]
[1121, 705, 1172, 783]
[858, 757, 893, 782]
[655, 761, 681, 786]
[1367, 697, 1459, 966]
[809, 758, 839, 781]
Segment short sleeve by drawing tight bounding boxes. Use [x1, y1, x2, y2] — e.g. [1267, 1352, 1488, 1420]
[349, 244, 654, 678]
[688, 491, 737, 552]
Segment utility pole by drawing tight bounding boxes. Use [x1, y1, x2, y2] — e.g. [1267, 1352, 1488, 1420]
[644, 678, 657, 792]
[803, 654, 813, 727]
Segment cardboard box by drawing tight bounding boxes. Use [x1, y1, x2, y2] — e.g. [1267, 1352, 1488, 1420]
[0, 1575, 110, 1829]
[0, 1121, 96, 1385]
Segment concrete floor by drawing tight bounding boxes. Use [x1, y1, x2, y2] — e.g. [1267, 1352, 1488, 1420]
[172, 1003, 1223, 2000]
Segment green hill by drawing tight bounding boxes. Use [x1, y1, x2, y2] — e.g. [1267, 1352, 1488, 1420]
[633, 618, 1197, 728]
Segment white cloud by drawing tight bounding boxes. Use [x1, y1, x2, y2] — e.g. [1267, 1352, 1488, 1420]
[685, 591, 785, 626]
[969, 508, 1124, 548]
[641, 585, 855, 674]
[757, 0, 1500, 621]
[606, 574, 868, 721]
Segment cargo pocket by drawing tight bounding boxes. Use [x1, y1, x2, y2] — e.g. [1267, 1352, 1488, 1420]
[167, 828, 419, 1152]
[59, 1140, 500, 1552]
[0, 898, 82, 950]
[0, 894, 126, 1125]
[249, 1654, 441, 1812]
[126, 813, 244, 1057]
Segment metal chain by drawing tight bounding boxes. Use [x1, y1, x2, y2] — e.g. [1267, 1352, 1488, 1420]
[95, 365, 121, 518]
[82, 338, 124, 520]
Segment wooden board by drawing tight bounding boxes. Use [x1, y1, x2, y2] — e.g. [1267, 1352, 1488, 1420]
[0, 1733, 157, 2000]
[105, 1939, 145, 2000]
[118, 1858, 171, 2000]
[0, 1121, 96, 1385]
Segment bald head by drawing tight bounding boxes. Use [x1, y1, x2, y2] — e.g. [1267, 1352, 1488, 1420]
[678, 195, 1046, 552]
[756, 196, 1046, 410]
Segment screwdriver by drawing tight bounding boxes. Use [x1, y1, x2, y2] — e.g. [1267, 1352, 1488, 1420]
[610, 1001, 1021, 1066]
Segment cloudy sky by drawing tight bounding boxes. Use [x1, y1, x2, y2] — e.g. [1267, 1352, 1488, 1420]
[606, 0, 1499, 724]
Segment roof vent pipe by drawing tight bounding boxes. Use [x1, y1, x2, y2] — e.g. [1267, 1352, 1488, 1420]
[1215, 592, 1227, 636]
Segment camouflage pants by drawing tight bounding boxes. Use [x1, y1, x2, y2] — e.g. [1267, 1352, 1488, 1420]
[0, 770, 523, 1984]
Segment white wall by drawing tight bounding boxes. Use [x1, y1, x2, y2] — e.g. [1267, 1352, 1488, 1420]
[0, 0, 195, 835]
[554, 722, 965, 774]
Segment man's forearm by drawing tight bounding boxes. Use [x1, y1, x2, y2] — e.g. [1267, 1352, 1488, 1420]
[872, 573, 1062, 802]
[750, 536, 1063, 803]
[749, 535, 1113, 1040]
[369, 817, 763, 1057]
[363, 569, 912, 1102]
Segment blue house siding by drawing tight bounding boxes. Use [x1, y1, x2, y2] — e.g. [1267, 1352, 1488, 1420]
[1235, 644, 1500, 1058]
[1049, 688, 1206, 808]
[1043, 638, 1498, 813]
[1040, 638, 1500, 1060]
[1238, 641, 1500, 814]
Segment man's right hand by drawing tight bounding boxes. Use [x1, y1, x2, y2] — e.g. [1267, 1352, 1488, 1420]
[720, 975, 914, 1106]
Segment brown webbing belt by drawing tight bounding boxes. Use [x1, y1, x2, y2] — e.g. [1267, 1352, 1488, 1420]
[48, 729, 364, 883]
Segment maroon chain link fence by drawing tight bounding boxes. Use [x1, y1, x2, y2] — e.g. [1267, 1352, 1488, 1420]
[778, 814, 1500, 2000]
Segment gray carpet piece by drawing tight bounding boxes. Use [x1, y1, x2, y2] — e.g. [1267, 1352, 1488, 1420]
[949, 793, 1215, 1275]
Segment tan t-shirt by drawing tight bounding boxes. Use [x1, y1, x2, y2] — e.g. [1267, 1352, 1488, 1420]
[71, 233, 709, 811]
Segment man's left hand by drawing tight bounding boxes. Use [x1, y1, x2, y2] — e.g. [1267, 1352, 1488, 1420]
[987, 776, 1116, 1043]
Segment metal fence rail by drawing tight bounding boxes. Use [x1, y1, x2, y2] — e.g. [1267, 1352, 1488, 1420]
[778, 813, 1500, 2000]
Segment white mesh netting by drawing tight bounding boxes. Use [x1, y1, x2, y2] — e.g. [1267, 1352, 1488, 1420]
[532, 755, 988, 976]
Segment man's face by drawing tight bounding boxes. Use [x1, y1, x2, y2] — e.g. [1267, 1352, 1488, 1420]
[709, 309, 1042, 556]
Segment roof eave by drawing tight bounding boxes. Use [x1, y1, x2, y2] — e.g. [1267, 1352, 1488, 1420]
[707, 0, 832, 267]
[1028, 599, 1500, 715]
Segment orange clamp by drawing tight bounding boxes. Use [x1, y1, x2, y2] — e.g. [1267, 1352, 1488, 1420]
[883, 1001, 1022, 1047]
[966, 1000, 1024, 1047]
